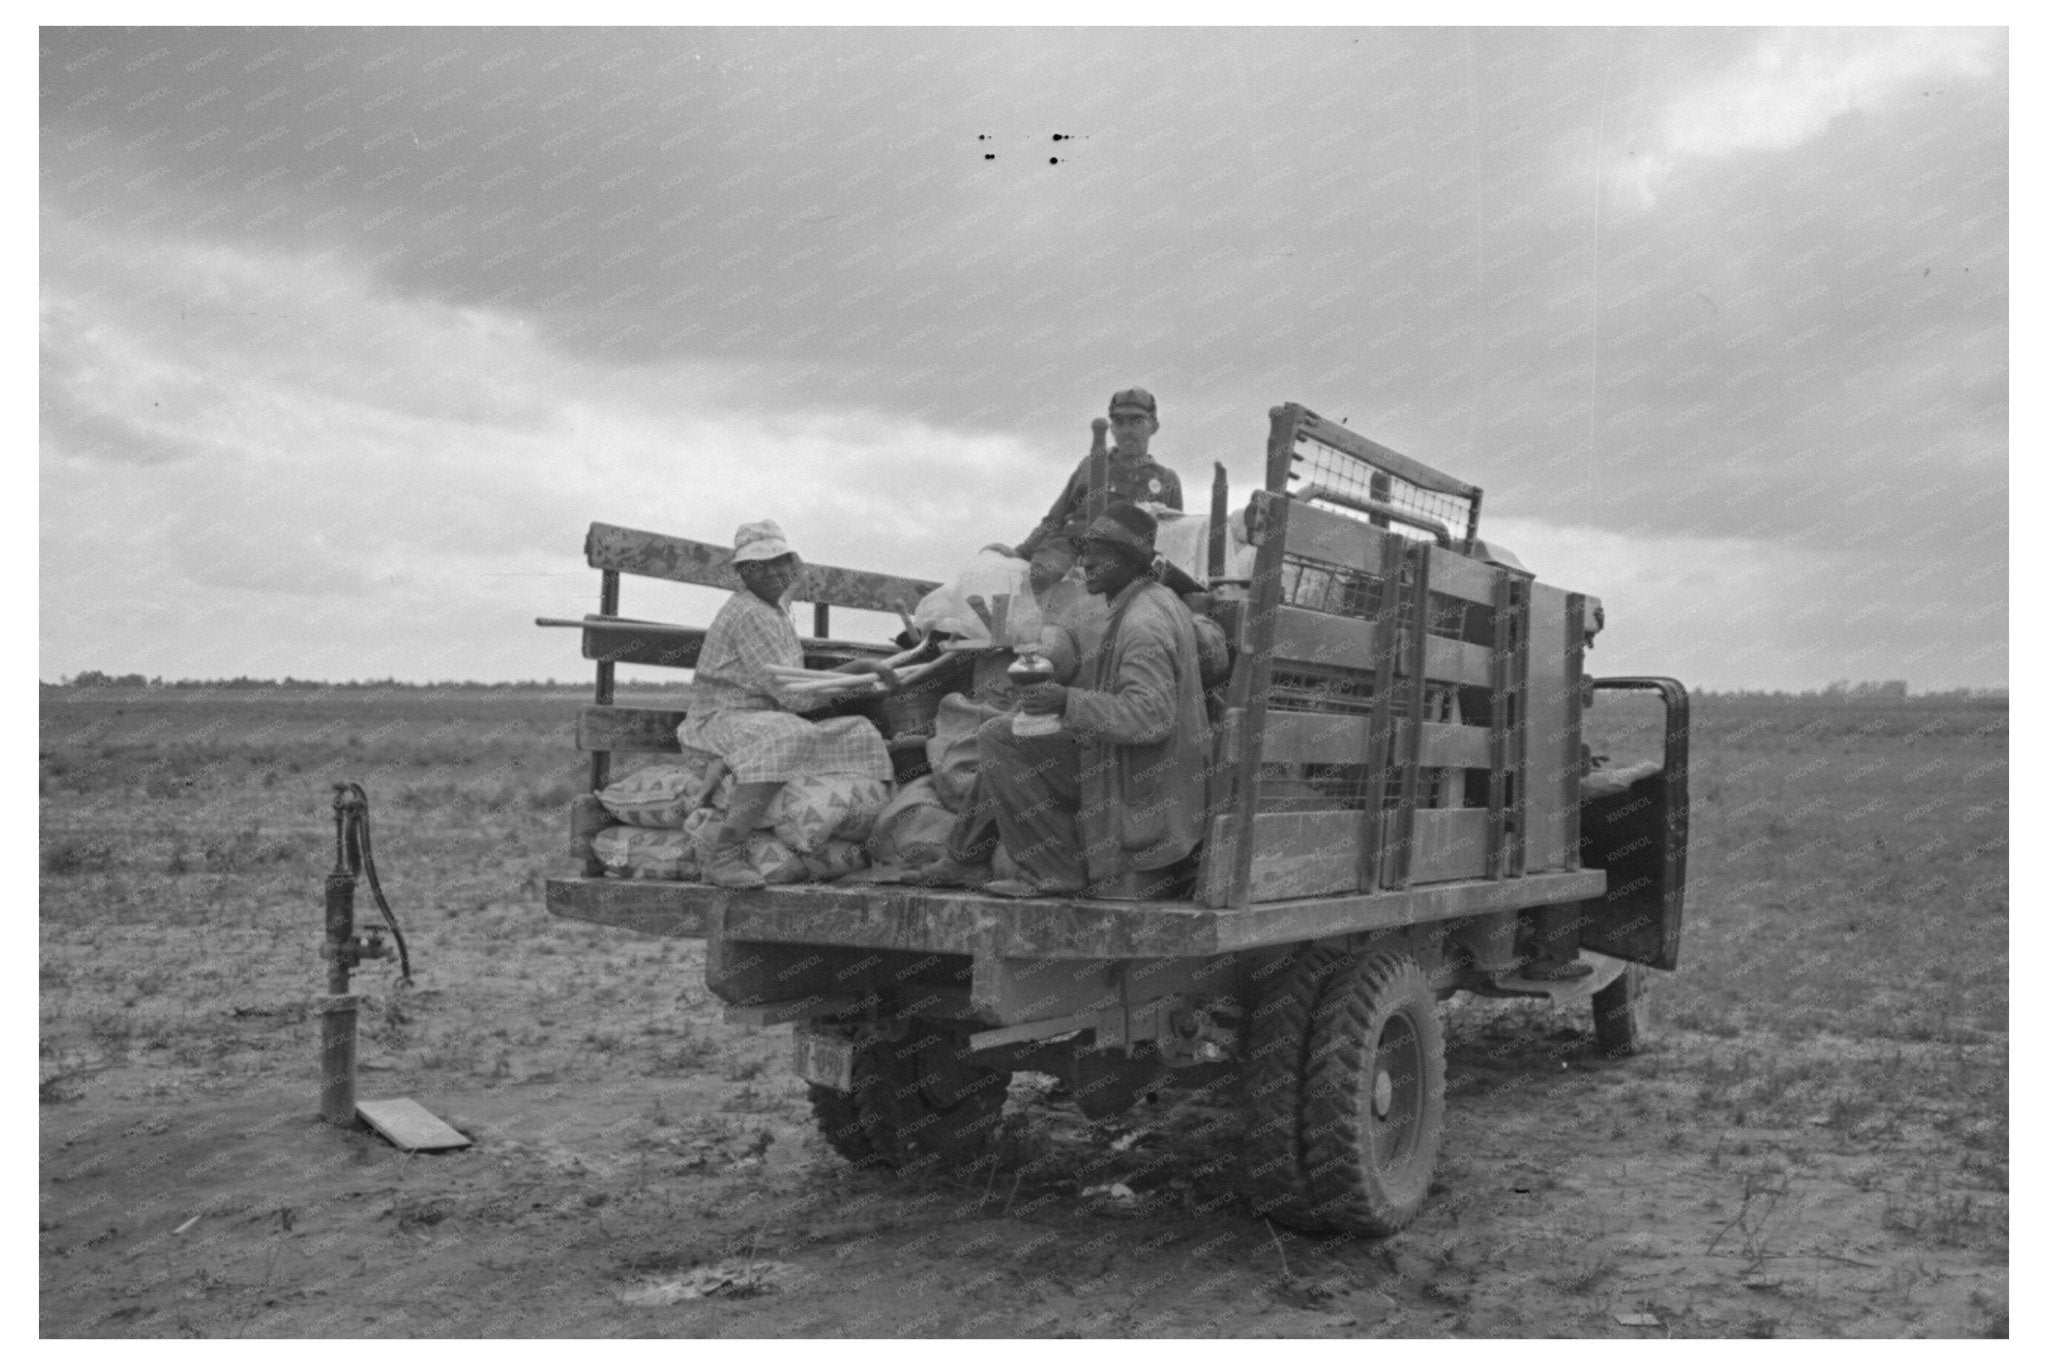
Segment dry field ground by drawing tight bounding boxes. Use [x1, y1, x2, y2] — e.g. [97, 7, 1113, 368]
[39, 683, 2007, 1338]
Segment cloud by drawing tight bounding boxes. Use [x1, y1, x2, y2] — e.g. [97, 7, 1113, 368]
[1614, 28, 2003, 209]
[38, 209, 1059, 680]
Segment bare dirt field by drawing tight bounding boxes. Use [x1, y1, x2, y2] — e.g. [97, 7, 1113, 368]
[39, 684, 2008, 1338]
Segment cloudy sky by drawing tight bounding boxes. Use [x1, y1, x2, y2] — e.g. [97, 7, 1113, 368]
[40, 26, 2007, 688]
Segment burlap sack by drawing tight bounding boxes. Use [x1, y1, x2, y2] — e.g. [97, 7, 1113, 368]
[768, 773, 893, 854]
[924, 695, 1010, 812]
[799, 838, 870, 882]
[866, 775, 955, 866]
[592, 825, 699, 880]
[595, 756, 718, 828]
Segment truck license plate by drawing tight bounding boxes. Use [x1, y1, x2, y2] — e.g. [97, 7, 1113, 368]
[792, 1027, 854, 1092]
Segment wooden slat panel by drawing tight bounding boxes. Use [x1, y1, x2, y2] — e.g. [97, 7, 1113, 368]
[1222, 447, 1296, 910]
[1425, 636, 1493, 687]
[581, 622, 708, 669]
[578, 705, 685, 753]
[1424, 542, 1503, 605]
[1405, 809, 1491, 884]
[586, 523, 938, 613]
[1200, 810, 1368, 904]
[1271, 605, 1377, 669]
[1359, 531, 1406, 893]
[1416, 721, 1492, 770]
[1257, 710, 1375, 765]
[1207, 869, 1607, 955]
[1269, 605, 1491, 686]
[1390, 540, 1432, 888]
[1254, 711, 1490, 771]
[1248, 489, 1501, 611]
[1522, 585, 1575, 872]
[1252, 489, 1396, 566]
[1250, 489, 1502, 614]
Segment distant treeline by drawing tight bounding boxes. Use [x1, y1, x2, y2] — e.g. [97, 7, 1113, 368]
[47, 672, 690, 692]
[47, 671, 2000, 705]
[1695, 682, 2006, 706]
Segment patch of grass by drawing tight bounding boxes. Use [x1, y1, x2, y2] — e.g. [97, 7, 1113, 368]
[43, 837, 115, 875]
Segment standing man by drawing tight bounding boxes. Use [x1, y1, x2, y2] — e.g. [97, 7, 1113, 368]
[997, 387, 1185, 567]
[969, 501, 1212, 899]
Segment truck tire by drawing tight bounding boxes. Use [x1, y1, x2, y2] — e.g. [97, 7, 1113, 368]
[807, 1080, 881, 1167]
[814, 1020, 1007, 1176]
[1240, 944, 1347, 1230]
[1592, 963, 1648, 1056]
[1300, 951, 1446, 1237]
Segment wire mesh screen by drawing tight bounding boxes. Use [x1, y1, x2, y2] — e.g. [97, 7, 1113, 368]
[1286, 430, 1479, 548]
[1279, 554, 1487, 644]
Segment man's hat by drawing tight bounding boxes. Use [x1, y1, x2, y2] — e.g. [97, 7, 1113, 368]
[1078, 501, 1157, 559]
[732, 519, 796, 564]
[1108, 386, 1157, 418]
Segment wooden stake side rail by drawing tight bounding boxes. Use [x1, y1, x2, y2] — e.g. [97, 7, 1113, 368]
[586, 523, 938, 615]
[546, 867, 1607, 961]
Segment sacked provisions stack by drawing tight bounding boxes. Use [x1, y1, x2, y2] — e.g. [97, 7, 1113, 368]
[590, 753, 888, 885]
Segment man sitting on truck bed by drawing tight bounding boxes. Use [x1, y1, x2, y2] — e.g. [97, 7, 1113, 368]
[678, 519, 899, 890]
[992, 387, 1185, 566]
[968, 501, 1212, 899]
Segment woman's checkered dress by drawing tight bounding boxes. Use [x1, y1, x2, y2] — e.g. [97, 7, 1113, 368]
[675, 591, 891, 784]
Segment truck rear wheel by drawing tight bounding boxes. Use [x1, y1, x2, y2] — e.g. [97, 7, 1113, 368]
[1592, 963, 1648, 1056]
[1241, 945, 1346, 1230]
[809, 1020, 1007, 1176]
[1300, 952, 1446, 1237]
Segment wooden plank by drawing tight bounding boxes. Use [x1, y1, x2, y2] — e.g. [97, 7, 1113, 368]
[1424, 541, 1503, 605]
[1201, 810, 1366, 904]
[1390, 540, 1432, 889]
[1562, 594, 1588, 872]
[724, 994, 864, 1028]
[1424, 636, 1493, 687]
[569, 796, 609, 873]
[356, 1097, 472, 1152]
[581, 621, 708, 669]
[1522, 585, 1576, 872]
[1224, 433, 1297, 910]
[1285, 403, 1482, 500]
[547, 869, 1609, 959]
[1261, 492, 1500, 612]
[1407, 809, 1491, 884]
[592, 570, 620, 794]
[1508, 579, 1531, 877]
[585, 523, 938, 614]
[1209, 869, 1606, 953]
[1253, 711, 1488, 772]
[1360, 531, 1406, 891]
[1251, 488, 1395, 565]
[1415, 721, 1492, 771]
[578, 705, 686, 754]
[1271, 605, 1377, 670]
[1268, 607, 1489, 686]
[1490, 573, 1523, 879]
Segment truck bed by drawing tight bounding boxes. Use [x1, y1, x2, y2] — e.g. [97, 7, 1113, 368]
[546, 868, 1605, 960]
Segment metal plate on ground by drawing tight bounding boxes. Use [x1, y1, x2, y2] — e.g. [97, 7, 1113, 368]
[356, 1097, 473, 1151]
[792, 1026, 854, 1092]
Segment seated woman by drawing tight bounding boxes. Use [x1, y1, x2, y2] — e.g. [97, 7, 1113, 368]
[677, 519, 898, 889]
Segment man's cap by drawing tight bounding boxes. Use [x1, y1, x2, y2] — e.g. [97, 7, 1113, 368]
[1108, 386, 1157, 418]
[732, 519, 796, 564]
[1078, 500, 1157, 559]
